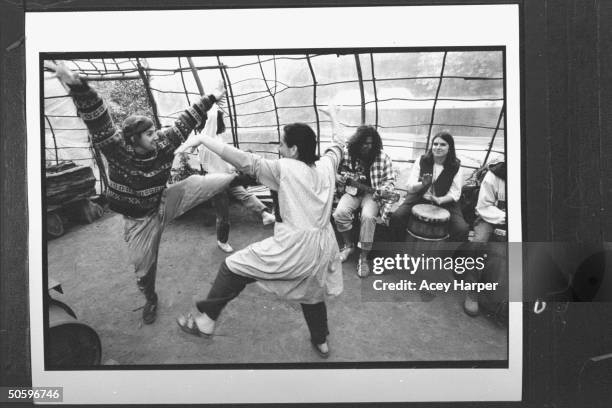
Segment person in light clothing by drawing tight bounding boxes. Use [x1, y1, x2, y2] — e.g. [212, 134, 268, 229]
[198, 103, 276, 253]
[463, 161, 506, 317]
[176, 120, 344, 359]
[473, 162, 506, 242]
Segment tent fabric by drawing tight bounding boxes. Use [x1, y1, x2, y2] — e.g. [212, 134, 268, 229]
[45, 52, 505, 189]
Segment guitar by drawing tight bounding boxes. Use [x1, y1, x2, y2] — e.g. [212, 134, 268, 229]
[338, 172, 400, 203]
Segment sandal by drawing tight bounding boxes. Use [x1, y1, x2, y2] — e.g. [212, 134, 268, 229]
[176, 313, 211, 337]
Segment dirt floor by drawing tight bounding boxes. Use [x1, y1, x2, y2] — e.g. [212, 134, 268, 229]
[46, 201, 507, 366]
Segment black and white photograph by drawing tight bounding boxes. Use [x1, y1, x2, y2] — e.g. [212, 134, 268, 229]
[42, 49, 509, 367]
[6, 0, 612, 407]
[23, 4, 522, 404]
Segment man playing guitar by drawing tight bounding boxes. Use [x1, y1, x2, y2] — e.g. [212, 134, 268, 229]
[320, 104, 396, 278]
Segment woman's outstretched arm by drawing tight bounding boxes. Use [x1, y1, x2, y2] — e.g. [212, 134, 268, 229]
[176, 132, 281, 190]
[319, 103, 346, 172]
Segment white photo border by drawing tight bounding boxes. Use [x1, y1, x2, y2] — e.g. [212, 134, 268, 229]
[27, 5, 522, 404]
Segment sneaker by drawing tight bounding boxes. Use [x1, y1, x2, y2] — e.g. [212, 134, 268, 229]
[463, 293, 479, 317]
[142, 293, 158, 325]
[339, 246, 355, 263]
[217, 241, 234, 253]
[357, 255, 370, 278]
[261, 211, 276, 226]
[311, 341, 330, 359]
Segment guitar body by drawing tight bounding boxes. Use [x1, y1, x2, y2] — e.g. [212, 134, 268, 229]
[337, 172, 400, 203]
[337, 171, 365, 197]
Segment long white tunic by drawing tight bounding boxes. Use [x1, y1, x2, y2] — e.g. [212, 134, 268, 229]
[223, 150, 343, 304]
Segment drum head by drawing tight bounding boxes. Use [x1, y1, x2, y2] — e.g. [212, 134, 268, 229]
[412, 204, 450, 223]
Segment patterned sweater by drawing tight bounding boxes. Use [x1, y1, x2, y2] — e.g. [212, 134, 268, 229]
[69, 80, 216, 217]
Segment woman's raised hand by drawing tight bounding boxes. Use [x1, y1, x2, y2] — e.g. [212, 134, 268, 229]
[318, 102, 339, 119]
[420, 173, 433, 187]
[319, 102, 346, 144]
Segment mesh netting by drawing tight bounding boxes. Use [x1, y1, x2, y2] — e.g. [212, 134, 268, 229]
[44, 51, 505, 194]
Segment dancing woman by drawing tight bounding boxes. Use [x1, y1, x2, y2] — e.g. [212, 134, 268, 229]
[389, 131, 469, 242]
[176, 114, 345, 358]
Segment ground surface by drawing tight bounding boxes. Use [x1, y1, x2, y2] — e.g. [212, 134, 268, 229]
[46, 202, 507, 366]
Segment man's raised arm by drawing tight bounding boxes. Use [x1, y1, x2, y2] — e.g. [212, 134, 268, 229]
[49, 61, 122, 157]
[156, 81, 227, 151]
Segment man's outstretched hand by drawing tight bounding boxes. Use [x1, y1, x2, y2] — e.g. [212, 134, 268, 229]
[212, 79, 227, 106]
[44, 61, 81, 86]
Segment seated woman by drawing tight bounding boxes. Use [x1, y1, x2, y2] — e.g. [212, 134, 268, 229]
[175, 119, 344, 359]
[389, 131, 469, 242]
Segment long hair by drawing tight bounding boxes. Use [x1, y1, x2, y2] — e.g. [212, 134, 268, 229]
[347, 125, 383, 167]
[422, 130, 460, 170]
[283, 123, 319, 166]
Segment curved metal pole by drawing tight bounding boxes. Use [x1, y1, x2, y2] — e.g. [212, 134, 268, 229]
[306, 54, 321, 156]
[425, 51, 448, 150]
[44, 115, 59, 164]
[177, 57, 192, 105]
[136, 58, 161, 129]
[187, 56, 205, 96]
[257, 56, 281, 157]
[217, 56, 239, 148]
[354, 54, 366, 124]
[483, 102, 505, 165]
[370, 53, 379, 128]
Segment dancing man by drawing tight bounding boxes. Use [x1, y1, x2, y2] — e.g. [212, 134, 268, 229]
[325, 107, 396, 278]
[50, 62, 237, 324]
[175, 117, 344, 359]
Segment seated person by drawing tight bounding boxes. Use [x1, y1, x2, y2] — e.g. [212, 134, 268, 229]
[463, 161, 506, 316]
[389, 131, 469, 242]
[321, 105, 395, 278]
[473, 161, 506, 242]
[198, 103, 276, 253]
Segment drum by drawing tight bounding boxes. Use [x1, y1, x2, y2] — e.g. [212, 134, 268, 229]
[407, 204, 450, 241]
[479, 234, 509, 323]
[47, 302, 102, 367]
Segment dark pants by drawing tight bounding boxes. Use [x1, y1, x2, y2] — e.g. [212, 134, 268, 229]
[196, 262, 329, 345]
[389, 198, 469, 242]
[213, 192, 230, 243]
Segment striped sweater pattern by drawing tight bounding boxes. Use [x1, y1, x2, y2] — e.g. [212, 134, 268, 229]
[69, 81, 216, 217]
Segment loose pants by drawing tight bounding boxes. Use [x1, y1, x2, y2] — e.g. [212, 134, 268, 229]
[332, 193, 379, 250]
[123, 173, 235, 298]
